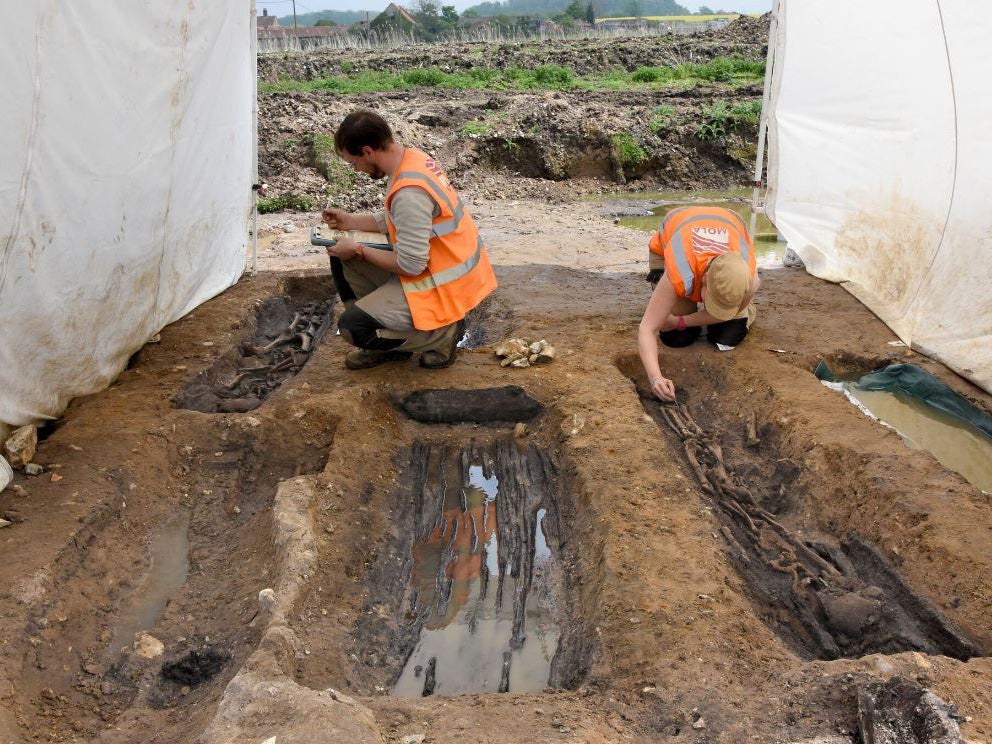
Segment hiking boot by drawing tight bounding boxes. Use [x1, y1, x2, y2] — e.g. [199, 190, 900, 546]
[419, 320, 465, 369]
[344, 349, 412, 370]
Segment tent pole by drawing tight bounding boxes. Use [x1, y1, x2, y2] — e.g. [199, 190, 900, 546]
[750, 0, 780, 237]
[250, 0, 259, 276]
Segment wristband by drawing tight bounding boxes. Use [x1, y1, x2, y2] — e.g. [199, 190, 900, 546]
[676, 315, 687, 331]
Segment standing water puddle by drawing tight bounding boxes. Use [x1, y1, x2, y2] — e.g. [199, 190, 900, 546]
[386, 439, 564, 696]
[824, 382, 992, 494]
[601, 188, 785, 269]
[109, 512, 190, 651]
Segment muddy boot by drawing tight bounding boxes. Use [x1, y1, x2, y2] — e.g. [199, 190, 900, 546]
[419, 320, 464, 369]
[344, 349, 412, 370]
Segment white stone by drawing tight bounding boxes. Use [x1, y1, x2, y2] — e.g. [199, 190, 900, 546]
[493, 338, 529, 358]
[692, 717, 706, 730]
[24, 463, 43, 476]
[0, 456, 12, 495]
[258, 588, 277, 615]
[3, 425, 37, 468]
[401, 736, 425, 744]
[134, 632, 164, 659]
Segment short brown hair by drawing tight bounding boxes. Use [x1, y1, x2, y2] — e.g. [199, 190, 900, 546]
[334, 109, 394, 155]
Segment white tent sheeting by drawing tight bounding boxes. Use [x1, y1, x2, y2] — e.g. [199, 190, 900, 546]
[766, 0, 992, 393]
[0, 2, 254, 426]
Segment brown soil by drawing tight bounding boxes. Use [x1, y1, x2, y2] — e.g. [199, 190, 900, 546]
[3, 18, 992, 744]
[3, 192, 991, 742]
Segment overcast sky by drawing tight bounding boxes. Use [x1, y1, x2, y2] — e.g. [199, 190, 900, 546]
[258, 0, 772, 15]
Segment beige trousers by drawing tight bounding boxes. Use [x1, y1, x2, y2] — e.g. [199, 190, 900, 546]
[342, 259, 458, 353]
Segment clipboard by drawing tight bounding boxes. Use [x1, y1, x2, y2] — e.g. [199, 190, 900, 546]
[310, 226, 392, 250]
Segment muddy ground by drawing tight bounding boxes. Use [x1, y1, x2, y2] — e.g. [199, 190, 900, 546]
[258, 18, 769, 213]
[2, 17, 992, 744]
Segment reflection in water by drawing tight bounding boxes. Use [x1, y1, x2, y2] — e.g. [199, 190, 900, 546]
[393, 463, 559, 696]
[607, 189, 785, 268]
[845, 386, 992, 494]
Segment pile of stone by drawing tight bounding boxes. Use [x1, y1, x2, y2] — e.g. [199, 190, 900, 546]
[493, 338, 556, 368]
[1, 423, 40, 501]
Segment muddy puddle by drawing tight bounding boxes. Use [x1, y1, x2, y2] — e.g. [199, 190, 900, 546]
[108, 512, 190, 655]
[600, 188, 785, 268]
[353, 436, 591, 697]
[824, 382, 992, 494]
[176, 276, 335, 413]
[619, 357, 981, 662]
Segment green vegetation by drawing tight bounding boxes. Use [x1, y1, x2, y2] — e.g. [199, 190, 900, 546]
[695, 98, 761, 141]
[610, 131, 647, 167]
[306, 133, 356, 192]
[649, 105, 676, 134]
[531, 64, 575, 88]
[730, 99, 762, 125]
[461, 118, 495, 136]
[259, 56, 763, 95]
[463, 0, 688, 19]
[257, 193, 315, 213]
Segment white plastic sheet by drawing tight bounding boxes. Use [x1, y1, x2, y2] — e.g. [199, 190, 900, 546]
[766, 0, 992, 393]
[0, 2, 253, 425]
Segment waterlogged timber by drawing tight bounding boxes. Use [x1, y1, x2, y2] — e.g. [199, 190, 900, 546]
[353, 437, 586, 697]
[393, 452, 559, 695]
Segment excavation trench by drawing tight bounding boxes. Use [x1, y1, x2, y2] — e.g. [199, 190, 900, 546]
[352, 435, 593, 697]
[15, 415, 335, 742]
[176, 275, 335, 413]
[617, 355, 982, 663]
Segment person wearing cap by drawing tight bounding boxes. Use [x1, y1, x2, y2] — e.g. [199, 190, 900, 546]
[638, 206, 759, 401]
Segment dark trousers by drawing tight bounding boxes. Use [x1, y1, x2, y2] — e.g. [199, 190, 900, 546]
[660, 317, 749, 349]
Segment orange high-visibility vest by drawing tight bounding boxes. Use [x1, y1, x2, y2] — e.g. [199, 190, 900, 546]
[648, 206, 756, 302]
[386, 149, 498, 331]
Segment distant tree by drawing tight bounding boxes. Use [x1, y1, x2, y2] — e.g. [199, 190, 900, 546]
[463, 7, 479, 16]
[564, 0, 585, 18]
[314, 19, 337, 26]
[585, 2, 595, 23]
[441, 4, 459, 24]
[417, 0, 440, 17]
[626, 0, 642, 17]
[698, 5, 714, 13]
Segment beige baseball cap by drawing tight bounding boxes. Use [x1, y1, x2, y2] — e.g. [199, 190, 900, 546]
[703, 253, 751, 321]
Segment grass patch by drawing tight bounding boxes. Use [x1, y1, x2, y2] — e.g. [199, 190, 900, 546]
[610, 131, 646, 168]
[649, 105, 676, 134]
[259, 56, 763, 95]
[730, 99, 762, 125]
[461, 118, 494, 136]
[695, 98, 762, 141]
[258, 193, 315, 213]
[306, 133, 355, 192]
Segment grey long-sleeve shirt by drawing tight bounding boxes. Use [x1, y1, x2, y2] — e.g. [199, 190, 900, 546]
[373, 187, 438, 276]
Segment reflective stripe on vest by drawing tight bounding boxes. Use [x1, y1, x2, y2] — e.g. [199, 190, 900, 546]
[392, 170, 466, 238]
[662, 211, 753, 296]
[401, 235, 484, 294]
[385, 148, 498, 331]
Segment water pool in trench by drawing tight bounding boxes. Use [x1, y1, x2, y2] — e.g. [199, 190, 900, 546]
[826, 382, 992, 494]
[392, 443, 562, 696]
[602, 188, 785, 269]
